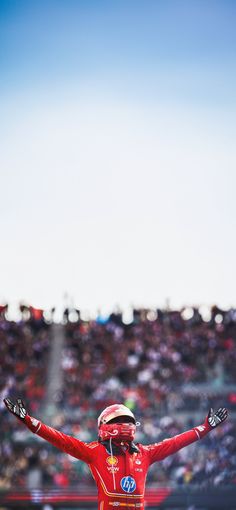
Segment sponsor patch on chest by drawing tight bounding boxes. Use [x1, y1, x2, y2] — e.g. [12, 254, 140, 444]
[120, 476, 136, 493]
[106, 456, 118, 466]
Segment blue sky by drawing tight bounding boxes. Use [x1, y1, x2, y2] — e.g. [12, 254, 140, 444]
[1, 0, 236, 316]
[1, 0, 235, 101]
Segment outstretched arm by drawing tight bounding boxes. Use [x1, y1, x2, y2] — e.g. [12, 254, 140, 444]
[147, 407, 228, 464]
[4, 398, 96, 463]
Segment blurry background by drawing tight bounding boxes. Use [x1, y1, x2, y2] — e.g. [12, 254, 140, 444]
[0, 0, 236, 508]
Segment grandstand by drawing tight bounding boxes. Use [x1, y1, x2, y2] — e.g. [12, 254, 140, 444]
[0, 304, 236, 509]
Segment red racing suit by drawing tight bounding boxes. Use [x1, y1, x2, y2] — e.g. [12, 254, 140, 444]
[24, 415, 211, 510]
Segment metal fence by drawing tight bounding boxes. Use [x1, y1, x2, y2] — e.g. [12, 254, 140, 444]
[0, 487, 236, 509]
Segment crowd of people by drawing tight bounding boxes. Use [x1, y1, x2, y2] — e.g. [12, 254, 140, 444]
[61, 305, 236, 417]
[0, 304, 236, 490]
[0, 306, 50, 412]
[0, 308, 50, 490]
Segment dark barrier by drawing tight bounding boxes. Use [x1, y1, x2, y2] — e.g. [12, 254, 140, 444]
[0, 487, 236, 509]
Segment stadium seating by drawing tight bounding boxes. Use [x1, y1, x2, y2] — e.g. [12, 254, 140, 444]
[1, 305, 236, 489]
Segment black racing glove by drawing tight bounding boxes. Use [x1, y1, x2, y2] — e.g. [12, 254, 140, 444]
[4, 397, 27, 420]
[4, 397, 42, 433]
[205, 407, 228, 429]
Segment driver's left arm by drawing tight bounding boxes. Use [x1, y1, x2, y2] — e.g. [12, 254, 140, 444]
[147, 408, 228, 464]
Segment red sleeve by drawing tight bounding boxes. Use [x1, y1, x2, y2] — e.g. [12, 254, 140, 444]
[146, 423, 211, 464]
[24, 415, 97, 463]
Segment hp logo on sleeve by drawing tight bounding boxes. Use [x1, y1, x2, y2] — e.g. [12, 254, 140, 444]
[120, 476, 136, 493]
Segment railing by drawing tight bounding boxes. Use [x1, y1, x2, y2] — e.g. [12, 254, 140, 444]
[1, 486, 236, 509]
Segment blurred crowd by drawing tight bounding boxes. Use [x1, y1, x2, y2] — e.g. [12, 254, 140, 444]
[0, 305, 50, 412]
[1, 304, 236, 490]
[0, 307, 50, 490]
[61, 305, 236, 416]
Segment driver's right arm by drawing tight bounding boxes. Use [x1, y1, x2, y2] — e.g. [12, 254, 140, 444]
[4, 398, 97, 463]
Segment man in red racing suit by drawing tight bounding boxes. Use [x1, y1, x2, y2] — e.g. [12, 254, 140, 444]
[4, 399, 228, 510]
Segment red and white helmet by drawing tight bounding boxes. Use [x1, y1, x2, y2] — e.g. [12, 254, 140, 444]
[98, 404, 136, 442]
[98, 404, 136, 427]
